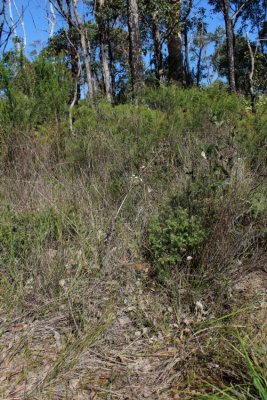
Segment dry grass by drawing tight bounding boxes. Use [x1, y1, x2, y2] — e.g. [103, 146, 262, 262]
[0, 91, 266, 399]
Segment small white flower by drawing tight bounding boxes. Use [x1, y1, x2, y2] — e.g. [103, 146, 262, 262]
[25, 278, 34, 290]
[195, 301, 205, 316]
[130, 174, 143, 185]
[59, 279, 66, 288]
[201, 151, 207, 160]
[187, 256, 193, 261]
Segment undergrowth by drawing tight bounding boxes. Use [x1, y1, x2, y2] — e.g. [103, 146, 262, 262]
[0, 85, 266, 398]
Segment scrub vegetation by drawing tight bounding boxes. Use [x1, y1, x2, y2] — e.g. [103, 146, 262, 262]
[0, 0, 266, 397]
[0, 81, 266, 398]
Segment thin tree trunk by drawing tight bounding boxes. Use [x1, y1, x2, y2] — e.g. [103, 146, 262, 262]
[223, 0, 236, 93]
[107, 24, 116, 98]
[184, 23, 191, 86]
[8, 0, 17, 39]
[12, 0, 26, 48]
[167, 0, 183, 85]
[70, 49, 80, 103]
[0, 0, 7, 47]
[127, 0, 144, 93]
[65, 8, 80, 103]
[72, 0, 94, 100]
[246, 32, 257, 113]
[48, 1, 57, 38]
[196, 47, 203, 87]
[66, 28, 81, 104]
[52, 0, 93, 100]
[95, 0, 112, 102]
[151, 11, 163, 84]
[69, 62, 81, 133]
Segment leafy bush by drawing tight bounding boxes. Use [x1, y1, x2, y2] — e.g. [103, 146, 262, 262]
[139, 85, 242, 130]
[0, 55, 71, 131]
[147, 203, 205, 277]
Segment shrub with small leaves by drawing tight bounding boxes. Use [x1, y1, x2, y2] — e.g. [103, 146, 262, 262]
[147, 205, 205, 277]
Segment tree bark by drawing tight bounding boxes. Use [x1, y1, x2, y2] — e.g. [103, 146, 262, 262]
[65, 3, 81, 103]
[246, 32, 256, 112]
[0, 0, 7, 46]
[196, 46, 203, 87]
[167, 0, 183, 85]
[127, 0, 144, 93]
[107, 22, 116, 98]
[95, 0, 112, 102]
[151, 11, 164, 84]
[184, 23, 191, 86]
[72, 0, 94, 100]
[48, 1, 57, 38]
[12, 0, 26, 48]
[69, 62, 81, 133]
[223, 0, 236, 92]
[70, 49, 81, 102]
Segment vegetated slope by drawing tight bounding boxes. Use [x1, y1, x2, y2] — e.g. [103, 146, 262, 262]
[0, 86, 266, 399]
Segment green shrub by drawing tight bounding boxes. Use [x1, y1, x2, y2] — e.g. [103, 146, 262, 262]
[0, 55, 71, 132]
[147, 203, 205, 278]
[139, 85, 242, 130]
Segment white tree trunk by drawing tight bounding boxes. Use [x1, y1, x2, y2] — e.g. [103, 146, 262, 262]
[72, 0, 94, 100]
[96, 0, 112, 102]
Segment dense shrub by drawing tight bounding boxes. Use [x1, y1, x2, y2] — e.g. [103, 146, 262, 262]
[147, 202, 205, 278]
[0, 55, 71, 131]
[139, 85, 242, 128]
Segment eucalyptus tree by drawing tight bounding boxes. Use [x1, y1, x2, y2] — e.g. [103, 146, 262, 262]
[1, 0, 26, 53]
[222, 0, 236, 92]
[166, 0, 183, 85]
[182, 0, 193, 86]
[241, 0, 267, 52]
[140, 0, 188, 86]
[0, 0, 7, 48]
[151, 8, 164, 83]
[208, 0, 258, 93]
[190, 17, 209, 86]
[46, 26, 82, 101]
[50, 0, 94, 100]
[138, 0, 165, 83]
[127, 0, 144, 93]
[213, 34, 267, 96]
[95, 0, 112, 101]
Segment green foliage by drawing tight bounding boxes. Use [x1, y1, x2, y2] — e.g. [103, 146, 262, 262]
[147, 203, 205, 277]
[250, 191, 267, 218]
[213, 35, 267, 95]
[0, 76, 267, 397]
[237, 94, 267, 167]
[0, 54, 71, 131]
[139, 85, 242, 133]
[66, 100, 167, 190]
